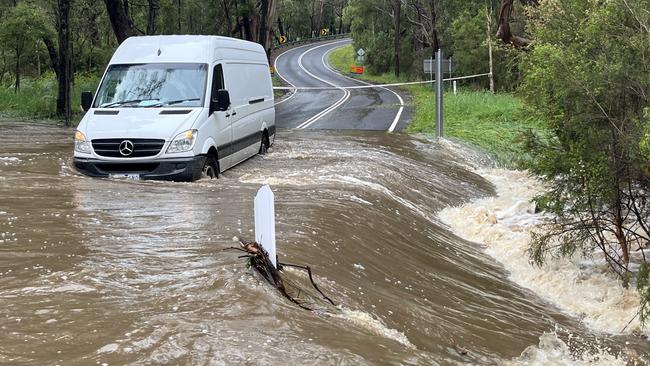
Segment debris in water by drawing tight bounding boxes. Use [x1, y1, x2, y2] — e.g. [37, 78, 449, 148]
[228, 239, 336, 311]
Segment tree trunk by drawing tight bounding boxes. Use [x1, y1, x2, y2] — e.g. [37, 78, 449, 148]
[56, 0, 72, 126]
[258, 0, 276, 61]
[496, 0, 533, 48]
[430, 0, 439, 55]
[104, 0, 136, 44]
[147, 0, 159, 34]
[0, 50, 6, 85]
[177, 0, 182, 33]
[43, 34, 60, 78]
[14, 48, 20, 93]
[222, 0, 233, 34]
[394, 0, 401, 78]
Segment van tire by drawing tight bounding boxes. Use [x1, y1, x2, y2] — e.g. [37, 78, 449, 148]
[201, 154, 219, 179]
[259, 132, 269, 155]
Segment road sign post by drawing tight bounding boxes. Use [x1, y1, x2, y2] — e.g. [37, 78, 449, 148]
[254, 185, 276, 268]
[436, 49, 444, 139]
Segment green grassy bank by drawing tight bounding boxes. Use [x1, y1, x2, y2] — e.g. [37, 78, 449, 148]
[329, 44, 546, 167]
[0, 73, 98, 124]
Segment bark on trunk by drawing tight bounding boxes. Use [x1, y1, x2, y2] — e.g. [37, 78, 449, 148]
[394, 0, 401, 78]
[430, 0, 439, 55]
[104, 0, 136, 44]
[14, 49, 20, 92]
[43, 34, 60, 78]
[56, 0, 72, 126]
[147, 0, 159, 34]
[496, 0, 533, 48]
[0, 50, 6, 85]
[222, 0, 233, 34]
[177, 0, 182, 33]
[258, 0, 276, 61]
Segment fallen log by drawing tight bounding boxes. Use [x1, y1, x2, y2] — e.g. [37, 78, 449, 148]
[228, 239, 336, 311]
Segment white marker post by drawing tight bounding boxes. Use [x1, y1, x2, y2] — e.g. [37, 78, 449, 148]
[254, 185, 277, 268]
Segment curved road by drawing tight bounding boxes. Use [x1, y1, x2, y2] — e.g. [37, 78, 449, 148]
[274, 39, 412, 131]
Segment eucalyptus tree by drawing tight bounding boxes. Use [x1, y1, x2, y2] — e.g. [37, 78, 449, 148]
[0, 3, 50, 91]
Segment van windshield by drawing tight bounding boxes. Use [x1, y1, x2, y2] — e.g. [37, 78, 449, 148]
[94, 63, 208, 108]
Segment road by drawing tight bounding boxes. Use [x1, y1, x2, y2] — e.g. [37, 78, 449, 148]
[273, 39, 412, 131]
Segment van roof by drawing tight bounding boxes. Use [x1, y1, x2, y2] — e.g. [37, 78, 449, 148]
[110, 35, 268, 65]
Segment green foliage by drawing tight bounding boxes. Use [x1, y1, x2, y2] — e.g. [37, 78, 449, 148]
[0, 73, 98, 122]
[408, 88, 545, 166]
[0, 3, 51, 53]
[329, 43, 545, 166]
[522, 0, 650, 320]
[449, 10, 488, 82]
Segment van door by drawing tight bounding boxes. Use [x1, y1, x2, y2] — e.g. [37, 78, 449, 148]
[225, 63, 265, 165]
[207, 64, 232, 170]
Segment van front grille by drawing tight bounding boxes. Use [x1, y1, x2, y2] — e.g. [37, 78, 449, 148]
[95, 163, 160, 173]
[92, 138, 165, 158]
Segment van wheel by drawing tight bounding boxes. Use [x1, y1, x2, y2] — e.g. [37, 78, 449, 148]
[202, 155, 219, 179]
[259, 133, 269, 155]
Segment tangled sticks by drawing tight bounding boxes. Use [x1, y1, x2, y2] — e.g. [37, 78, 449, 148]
[229, 240, 336, 311]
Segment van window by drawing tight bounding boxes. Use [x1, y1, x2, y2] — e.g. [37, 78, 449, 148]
[211, 64, 225, 101]
[94, 63, 208, 108]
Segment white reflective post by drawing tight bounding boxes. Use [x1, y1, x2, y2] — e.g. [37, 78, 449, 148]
[255, 185, 277, 268]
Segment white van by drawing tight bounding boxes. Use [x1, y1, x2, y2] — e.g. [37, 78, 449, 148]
[73, 35, 275, 181]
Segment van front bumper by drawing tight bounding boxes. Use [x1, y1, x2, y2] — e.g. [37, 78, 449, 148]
[73, 156, 206, 182]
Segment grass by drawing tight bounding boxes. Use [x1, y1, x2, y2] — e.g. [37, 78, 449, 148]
[272, 74, 288, 100]
[328, 44, 547, 167]
[0, 73, 99, 125]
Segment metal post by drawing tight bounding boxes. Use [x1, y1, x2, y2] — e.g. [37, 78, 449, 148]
[436, 49, 443, 138]
[429, 56, 434, 89]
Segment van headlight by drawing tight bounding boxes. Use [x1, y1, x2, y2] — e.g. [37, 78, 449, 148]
[167, 129, 198, 153]
[74, 131, 92, 153]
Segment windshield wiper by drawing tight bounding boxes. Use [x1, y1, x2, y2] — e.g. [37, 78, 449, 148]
[151, 98, 201, 107]
[100, 99, 159, 108]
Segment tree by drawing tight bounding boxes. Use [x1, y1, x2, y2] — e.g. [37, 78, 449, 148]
[103, 0, 137, 44]
[56, 0, 72, 125]
[522, 0, 650, 323]
[495, 0, 537, 48]
[147, 0, 159, 34]
[393, 0, 400, 77]
[0, 3, 49, 91]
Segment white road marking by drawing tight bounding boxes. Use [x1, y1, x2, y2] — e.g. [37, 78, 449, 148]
[295, 40, 351, 129]
[321, 46, 405, 132]
[273, 46, 300, 106]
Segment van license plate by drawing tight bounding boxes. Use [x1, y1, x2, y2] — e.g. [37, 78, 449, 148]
[109, 173, 141, 181]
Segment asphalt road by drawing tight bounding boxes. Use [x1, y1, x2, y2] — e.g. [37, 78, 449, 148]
[274, 39, 412, 131]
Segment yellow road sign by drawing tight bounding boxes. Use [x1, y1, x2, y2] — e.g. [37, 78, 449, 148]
[321, 29, 329, 36]
[279, 35, 287, 44]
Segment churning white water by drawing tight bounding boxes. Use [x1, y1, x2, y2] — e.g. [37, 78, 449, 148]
[439, 167, 647, 337]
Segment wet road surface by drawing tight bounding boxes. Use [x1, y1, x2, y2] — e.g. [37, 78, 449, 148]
[2, 121, 649, 365]
[274, 40, 411, 131]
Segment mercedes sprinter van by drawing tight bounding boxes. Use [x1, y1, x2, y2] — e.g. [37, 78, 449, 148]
[73, 35, 275, 181]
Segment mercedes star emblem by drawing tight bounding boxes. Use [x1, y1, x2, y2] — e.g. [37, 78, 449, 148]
[119, 140, 134, 156]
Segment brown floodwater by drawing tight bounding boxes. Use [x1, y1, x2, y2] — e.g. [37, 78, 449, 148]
[0, 121, 648, 365]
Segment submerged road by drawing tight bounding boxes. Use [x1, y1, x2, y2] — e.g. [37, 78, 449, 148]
[274, 39, 412, 131]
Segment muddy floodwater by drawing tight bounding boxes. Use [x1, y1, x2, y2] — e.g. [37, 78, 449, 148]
[1, 121, 648, 365]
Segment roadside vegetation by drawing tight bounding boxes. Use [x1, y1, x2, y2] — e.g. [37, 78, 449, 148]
[0, 73, 97, 122]
[329, 45, 545, 166]
[341, 0, 650, 325]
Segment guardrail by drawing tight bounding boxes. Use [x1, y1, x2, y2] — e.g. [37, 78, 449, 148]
[271, 33, 351, 52]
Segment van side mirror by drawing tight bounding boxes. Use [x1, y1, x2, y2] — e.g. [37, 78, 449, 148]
[81, 91, 93, 112]
[211, 89, 230, 114]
